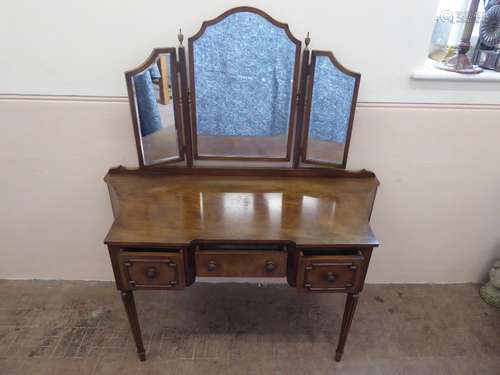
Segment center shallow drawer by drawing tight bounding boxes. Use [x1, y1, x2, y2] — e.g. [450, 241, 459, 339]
[196, 250, 287, 277]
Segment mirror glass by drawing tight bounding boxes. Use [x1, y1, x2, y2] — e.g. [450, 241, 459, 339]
[192, 11, 298, 159]
[131, 52, 181, 165]
[305, 54, 357, 165]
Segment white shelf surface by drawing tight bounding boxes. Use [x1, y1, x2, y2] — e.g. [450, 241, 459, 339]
[412, 59, 500, 82]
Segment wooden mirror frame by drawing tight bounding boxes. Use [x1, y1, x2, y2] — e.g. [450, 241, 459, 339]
[300, 50, 361, 169]
[187, 6, 302, 162]
[125, 48, 184, 167]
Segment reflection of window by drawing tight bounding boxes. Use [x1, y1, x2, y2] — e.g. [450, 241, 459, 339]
[301, 196, 336, 224]
[221, 193, 255, 216]
[199, 192, 284, 227]
[263, 193, 283, 224]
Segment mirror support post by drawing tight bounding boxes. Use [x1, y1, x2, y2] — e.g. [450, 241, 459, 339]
[293, 46, 310, 168]
[178, 45, 194, 167]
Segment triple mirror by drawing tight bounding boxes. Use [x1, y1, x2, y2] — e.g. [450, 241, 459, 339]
[125, 7, 360, 168]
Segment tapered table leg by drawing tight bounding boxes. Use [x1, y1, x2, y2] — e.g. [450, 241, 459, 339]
[335, 293, 359, 362]
[121, 291, 146, 361]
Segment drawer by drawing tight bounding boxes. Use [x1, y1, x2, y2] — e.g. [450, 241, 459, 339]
[118, 251, 185, 290]
[297, 250, 364, 292]
[196, 250, 287, 277]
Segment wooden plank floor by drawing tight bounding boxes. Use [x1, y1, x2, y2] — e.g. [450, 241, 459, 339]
[0, 281, 498, 374]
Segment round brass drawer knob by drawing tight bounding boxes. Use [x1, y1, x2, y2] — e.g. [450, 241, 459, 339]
[326, 272, 336, 283]
[207, 260, 217, 272]
[265, 261, 276, 272]
[145, 267, 158, 279]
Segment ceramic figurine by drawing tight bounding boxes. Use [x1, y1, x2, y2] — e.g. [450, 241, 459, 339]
[480, 259, 500, 308]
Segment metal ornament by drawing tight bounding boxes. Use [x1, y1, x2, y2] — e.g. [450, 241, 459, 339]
[476, 5, 500, 71]
[178, 29, 184, 46]
[480, 5, 500, 47]
[480, 259, 500, 308]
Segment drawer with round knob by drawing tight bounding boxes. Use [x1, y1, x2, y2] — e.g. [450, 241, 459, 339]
[297, 249, 365, 292]
[118, 251, 185, 290]
[195, 250, 287, 277]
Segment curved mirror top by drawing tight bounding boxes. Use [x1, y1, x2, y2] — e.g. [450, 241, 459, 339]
[191, 10, 300, 159]
[304, 52, 359, 167]
[128, 51, 182, 166]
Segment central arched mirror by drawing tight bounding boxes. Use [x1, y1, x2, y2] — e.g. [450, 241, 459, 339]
[188, 8, 301, 160]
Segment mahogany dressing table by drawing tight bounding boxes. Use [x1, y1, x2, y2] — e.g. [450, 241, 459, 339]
[105, 7, 379, 362]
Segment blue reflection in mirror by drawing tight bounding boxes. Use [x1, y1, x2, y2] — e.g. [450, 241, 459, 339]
[131, 53, 180, 165]
[133, 66, 163, 137]
[193, 12, 297, 138]
[308, 56, 355, 144]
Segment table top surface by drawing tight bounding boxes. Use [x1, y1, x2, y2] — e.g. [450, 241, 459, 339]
[104, 172, 379, 247]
